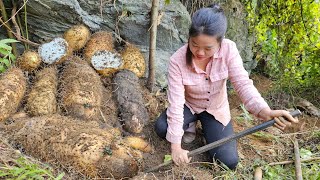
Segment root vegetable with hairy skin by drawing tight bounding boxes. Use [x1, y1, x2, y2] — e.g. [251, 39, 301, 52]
[63, 24, 91, 51]
[0, 68, 26, 121]
[84, 31, 114, 62]
[38, 37, 72, 64]
[113, 70, 149, 134]
[123, 136, 153, 153]
[4, 114, 141, 178]
[91, 50, 123, 77]
[16, 50, 42, 72]
[61, 56, 103, 121]
[26, 67, 58, 116]
[121, 44, 146, 77]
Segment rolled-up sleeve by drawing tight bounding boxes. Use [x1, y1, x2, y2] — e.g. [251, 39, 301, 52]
[227, 42, 269, 116]
[166, 57, 185, 144]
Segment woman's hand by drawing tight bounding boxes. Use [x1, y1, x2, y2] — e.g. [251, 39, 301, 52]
[258, 108, 299, 130]
[171, 143, 191, 166]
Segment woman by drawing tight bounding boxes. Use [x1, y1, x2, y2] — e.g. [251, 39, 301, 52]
[154, 4, 298, 169]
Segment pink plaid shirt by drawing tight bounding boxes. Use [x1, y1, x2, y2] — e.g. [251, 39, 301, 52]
[166, 39, 269, 144]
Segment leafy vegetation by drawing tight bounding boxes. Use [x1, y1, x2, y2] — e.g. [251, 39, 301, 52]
[242, 0, 320, 99]
[0, 156, 64, 180]
[0, 38, 18, 73]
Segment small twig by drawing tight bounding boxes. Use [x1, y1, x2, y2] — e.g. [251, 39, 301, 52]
[278, 129, 320, 137]
[111, 31, 129, 45]
[0, 0, 29, 28]
[0, 17, 39, 47]
[11, 4, 21, 39]
[100, 0, 103, 17]
[268, 157, 320, 166]
[99, 108, 107, 123]
[294, 138, 303, 180]
[99, 108, 113, 129]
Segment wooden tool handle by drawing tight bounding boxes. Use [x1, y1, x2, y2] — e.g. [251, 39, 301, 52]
[145, 109, 301, 173]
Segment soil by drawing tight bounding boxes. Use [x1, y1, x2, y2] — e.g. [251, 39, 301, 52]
[1, 74, 319, 179]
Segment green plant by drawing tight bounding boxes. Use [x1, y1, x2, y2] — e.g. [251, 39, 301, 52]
[0, 156, 64, 180]
[242, 0, 320, 100]
[0, 38, 19, 73]
[252, 131, 277, 141]
[236, 104, 254, 125]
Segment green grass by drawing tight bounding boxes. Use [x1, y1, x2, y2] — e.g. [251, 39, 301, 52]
[0, 156, 64, 180]
[235, 104, 254, 126]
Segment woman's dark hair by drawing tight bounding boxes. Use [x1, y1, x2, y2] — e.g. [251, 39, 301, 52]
[186, 4, 227, 66]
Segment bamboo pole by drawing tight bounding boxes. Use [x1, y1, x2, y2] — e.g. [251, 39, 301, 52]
[294, 139, 303, 180]
[254, 167, 263, 180]
[147, 0, 159, 92]
[268, 157, 320, 166]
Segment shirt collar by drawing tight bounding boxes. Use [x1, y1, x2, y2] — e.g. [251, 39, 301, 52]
[191, 57, 214, 74]
[213, 47, 223, 59]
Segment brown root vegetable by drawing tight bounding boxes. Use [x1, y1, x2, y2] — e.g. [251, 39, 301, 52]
[38, 37, 72, 64]
[123, 136, 153, 153]
[0, 68, 26, 122]
[26, 67, 58, 116]
[60, 56, 103, 121]
[91, 50, 123, 77]
[63, 24, 91, 51]
[16, 50, 41, 71]
[121, 44, 146, 77]
[4, 114, 140, 178]
[113, 70, 149, 134]
[84, 31, 114, 62]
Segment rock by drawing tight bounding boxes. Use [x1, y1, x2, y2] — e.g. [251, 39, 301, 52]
[23, 0, 255, 87]
[296, 98, 320, 117]
[23, 0, 189, 87]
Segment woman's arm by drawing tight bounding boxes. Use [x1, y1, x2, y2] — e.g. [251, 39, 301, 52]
[227, 42, 298, 129]
[166, 57, 191, 165]
[166, 58, 185, 143]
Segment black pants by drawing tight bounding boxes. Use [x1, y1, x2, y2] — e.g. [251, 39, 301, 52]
[154, 105, 239, 170]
